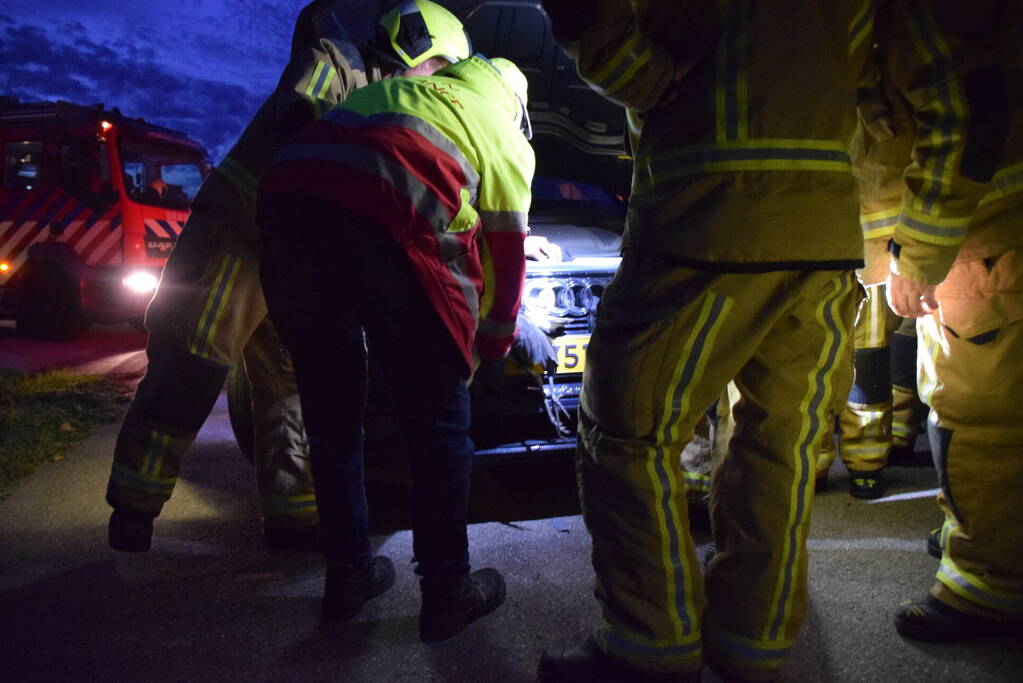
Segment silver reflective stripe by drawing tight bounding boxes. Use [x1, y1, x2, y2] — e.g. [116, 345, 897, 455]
[276, 142, 452, 235]
[479, 210, 527, 233]
[323, 108, 480, 195]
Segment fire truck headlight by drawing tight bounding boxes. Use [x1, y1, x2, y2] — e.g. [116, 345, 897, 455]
[123, 271, 159, 294]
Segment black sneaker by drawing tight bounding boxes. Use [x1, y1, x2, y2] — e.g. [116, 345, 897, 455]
[321, 555, 395, 623]
[926, 528, 942, 559]
[419, 567, 506, 641]
[538, 635, 701, 682]
[263, 523, 321, 552]
[108, 509, 155, 552]
[894, 595, 1023, 642]
[848, 469, 885, 499]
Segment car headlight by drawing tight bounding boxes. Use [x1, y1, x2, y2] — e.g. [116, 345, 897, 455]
[523, 277, 606, 319]
[123, 271, 159, 294]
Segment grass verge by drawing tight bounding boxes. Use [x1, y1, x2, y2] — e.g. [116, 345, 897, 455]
[0, 369, 131, 498]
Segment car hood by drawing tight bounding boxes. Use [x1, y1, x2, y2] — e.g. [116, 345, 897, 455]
[456, 0, 632, 204]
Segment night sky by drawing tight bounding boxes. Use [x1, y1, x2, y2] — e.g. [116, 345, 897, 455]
[0, 1, 390, 163]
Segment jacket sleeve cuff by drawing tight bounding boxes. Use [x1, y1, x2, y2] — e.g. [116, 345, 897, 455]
[888, 237, 959, 285]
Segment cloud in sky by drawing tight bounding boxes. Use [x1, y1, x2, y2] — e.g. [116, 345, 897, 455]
[1, 1, 310, 161]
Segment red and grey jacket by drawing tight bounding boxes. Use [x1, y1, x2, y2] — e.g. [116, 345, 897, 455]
[260, 56, 535, 370]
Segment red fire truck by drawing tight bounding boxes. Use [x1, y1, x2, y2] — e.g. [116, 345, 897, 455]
[0, 99, 209, 339]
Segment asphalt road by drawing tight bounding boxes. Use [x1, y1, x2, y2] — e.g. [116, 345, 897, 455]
[1, 325, 1021, 682]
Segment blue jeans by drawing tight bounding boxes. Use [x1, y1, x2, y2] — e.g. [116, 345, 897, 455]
[259, 196, 473, 578]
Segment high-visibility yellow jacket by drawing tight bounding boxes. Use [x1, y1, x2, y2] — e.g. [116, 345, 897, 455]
[260, 56, 535, 368]
[549, 0, 875, 270]
[877, 0, 1023, 286]
[191, 4, 382, 245]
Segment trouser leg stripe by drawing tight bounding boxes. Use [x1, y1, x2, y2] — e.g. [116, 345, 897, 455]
[142, 430, 170, 478]
[651, 292, 732, 638]
[190, 254, 241, 359]
[938, 556, 1023, 615]
[767, 274, 852, 640]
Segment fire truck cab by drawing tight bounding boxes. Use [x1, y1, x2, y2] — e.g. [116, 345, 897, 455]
[0, 99, 209, 339]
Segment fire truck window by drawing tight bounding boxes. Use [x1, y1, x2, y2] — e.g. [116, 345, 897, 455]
[119, 138, 204, 210]
[59, 139, 110, 199]
[161, 164, 203, 200]
[3, 141, 44, 191]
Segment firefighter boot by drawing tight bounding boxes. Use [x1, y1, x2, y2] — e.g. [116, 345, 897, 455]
[419, 568, 506, 641]
[108, 508, 155, 553]
[538, 636, 702, 682]
[847, 468, 885, 499]
[321, 556, 395, 623]
[895, 595, 1023, 642]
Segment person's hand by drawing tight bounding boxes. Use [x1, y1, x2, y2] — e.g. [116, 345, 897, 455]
[886, 272, 938, 318]
[524, 234, 563, 262]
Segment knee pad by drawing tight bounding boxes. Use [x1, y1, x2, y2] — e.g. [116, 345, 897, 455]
[848, 347, 890, 405]
[890, 331, 917, 390]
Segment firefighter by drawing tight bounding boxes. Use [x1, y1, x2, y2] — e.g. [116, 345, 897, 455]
[257, 56, 534, 633]
[872, 0, 1023, 642]
[105, 0, 472, 553]
[813, 62, 925, 499]
[538, 2, 871, 681]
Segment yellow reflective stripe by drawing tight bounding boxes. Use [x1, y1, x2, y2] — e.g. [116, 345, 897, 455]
[897, 204, 970, 246]
[589, 26, 642, 89]
[305, 61, 326, 100]
[142, 430, 170, 478]
[917, 317, 942, 406]
[217, 156, 259, 201]
[705, 619, 794, 668]
[606, 45, 652, 96]
[979, 160, 1023, 206]
[938, 555, 1023, 615]
[905, 7, 967, 217]
[848, 0, 874, 55]
[766, 274, 852, 640]
[860, 208, 899, 239]
[683, 470, 710, 493]
[110, 462, 176, 495]
[635, 139, 851, 193]
[840, 444, 890, 456]
[189, 255, 242, 359]
[262, 493, 318, 516]
[653, 292, 732, 639]
[597, 618, 702, 664]
[317, 65, 337, 101]
[865, 284, 884, 347]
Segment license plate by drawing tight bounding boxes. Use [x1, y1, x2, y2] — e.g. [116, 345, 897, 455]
[552, 334, 589, 374]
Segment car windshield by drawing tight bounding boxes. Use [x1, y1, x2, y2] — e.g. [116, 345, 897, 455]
[119, 137, 207, 209]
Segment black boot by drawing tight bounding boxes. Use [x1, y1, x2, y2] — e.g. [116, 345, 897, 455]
[419, 568, 505, 641]
[321, 555, 395, 623]
[847, 468, 885, 499]
[538, 636, 701, 682]
[108, 509, 155, 553]
[894, 595, 1023, 642]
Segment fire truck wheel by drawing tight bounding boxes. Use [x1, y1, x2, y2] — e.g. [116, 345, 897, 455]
[15, 261, 88, 341]
[226, 355, 255, 465]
